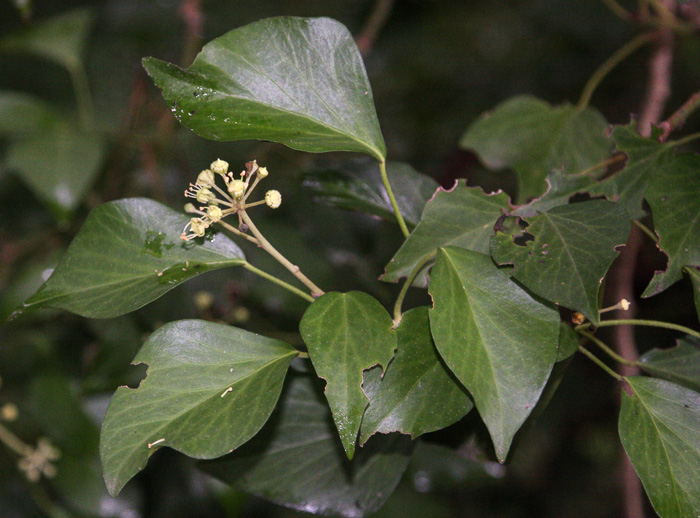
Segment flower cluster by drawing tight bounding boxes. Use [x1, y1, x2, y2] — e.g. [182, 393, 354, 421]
[181, 159, 281, 241]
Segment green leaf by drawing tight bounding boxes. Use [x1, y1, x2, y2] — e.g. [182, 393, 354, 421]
[643, 154, 700, 297]
[302, 160, 439, 227]
[428, 247, 560, 461]
[100, 319, 297, 497]
[0, 8, 94, 71]
[687, 266, 700, 321]
[638, 336, 700, 393]
[519, 123, 674, 219]
[299, 291, 397, 459]
[143, 17, 385, 160]
[0, 91, 61, 136]
[619, 377, 700, 518]
[6, 119, 106, 217]
[587, 124, 674, 219]
[557, 323, 579, 362]
[360, 307, 473, 444]
[21, 198, 246, 318]
[200, 374, 413, 518]
[491, 200, 631, 324]
[382, 180, 511, 286]
[459, 95, 610, 202]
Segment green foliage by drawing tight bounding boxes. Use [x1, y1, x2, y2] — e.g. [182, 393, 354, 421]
[143, 17, 386, 160]
[101, 319, 298, 496]
[459, 95, 610, 202]
[299, 291, 396, 458]
[360, 307, 473, 444]
[642, 154, 700, 297]
[4, 7, 700, 518]
[619, 377, 700, 517]
[638, 336, 700, 392]
[491, 200, 630, 324]
[428, 247, 560, 461]
[201, 374, 413, 517]
[382, 180, 511, 285]
[22, 198, 246, 318]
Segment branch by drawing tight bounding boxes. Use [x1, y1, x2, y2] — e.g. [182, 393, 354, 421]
[356, 0, 395, 56]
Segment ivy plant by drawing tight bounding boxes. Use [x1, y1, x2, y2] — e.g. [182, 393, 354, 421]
[17, 15, 700, 518]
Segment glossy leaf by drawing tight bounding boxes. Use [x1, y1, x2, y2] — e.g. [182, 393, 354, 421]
[459, 95, 610, 201]
[0, 8, 94, 71]
[687, 266, 700, 321]
[382, 180, 511, 286]
[200, 374, 413, 518]
[587, 124, 674, 219]
[143, 17, 385, 160]
[643, 154, 700, 297]
[299, 291, 396, 458]
[22, 198, 246, 318]
[302, 160, 439, 227]
[428, 247, 560, 461]
[100, 319, 297, 496]
[491, 200, 631, 324]
[619, 377, 700, 518]
[519, 124, 674, 219]
[360, 307, 473, 444]
[638, 336, 700, 393]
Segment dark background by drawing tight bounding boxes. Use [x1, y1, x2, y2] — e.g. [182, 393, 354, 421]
[1, 1, 698, 517]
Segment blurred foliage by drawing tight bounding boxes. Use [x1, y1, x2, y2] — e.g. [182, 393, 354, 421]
[0, 0, 698, 517]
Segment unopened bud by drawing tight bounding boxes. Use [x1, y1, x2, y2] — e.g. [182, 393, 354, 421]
[211, 159, 229, 176]
[197, 169, 216, 187]
[184, 203, 198, 213]
[620, 299, 630, 311]
[571, 312, 585, 325]
[265, 190, 282, 209]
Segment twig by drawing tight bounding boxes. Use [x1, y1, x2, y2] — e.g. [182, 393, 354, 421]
[576, 32, 656, 111]
[658, 90, 700, 141]
[638, 25, 674, 137]
[356, 0, 395, 56]
[179, 0, 203, 67]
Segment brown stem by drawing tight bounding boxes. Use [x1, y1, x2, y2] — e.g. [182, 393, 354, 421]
[179, 0, 203, 67]
[614, 7, 675, 513]
[356, 0, 395, 56]
[659, 90, 700, 141]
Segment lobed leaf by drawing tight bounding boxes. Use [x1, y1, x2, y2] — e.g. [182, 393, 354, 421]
[643, 154, 700, 297]
[299, 291, 397, 459]
[382, 180, 511, 286]
[619, 377, 700, 518]
[22, 198, 245, 318]
[491, 200, 631, 324]
[638, 336, 700, 393]
[687, 266, 700, 321]
[360, 307, 473, 444]
[200, 374, 413, 518]
[100, 320, 297, 496]
[459, 95, 610, 202]
[143, 17, 385, 160]
[428, 247, 560, 461]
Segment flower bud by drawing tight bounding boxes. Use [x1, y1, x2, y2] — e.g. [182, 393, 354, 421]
[197, 169, 216, 187]
[211, 158, 229, 176]
[257, 166, 269, 178]
[184, 203, 197, 213]
[265, 190, 282, 209]
[206, 205, 223, 222]
[228, 179, 246, 199]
